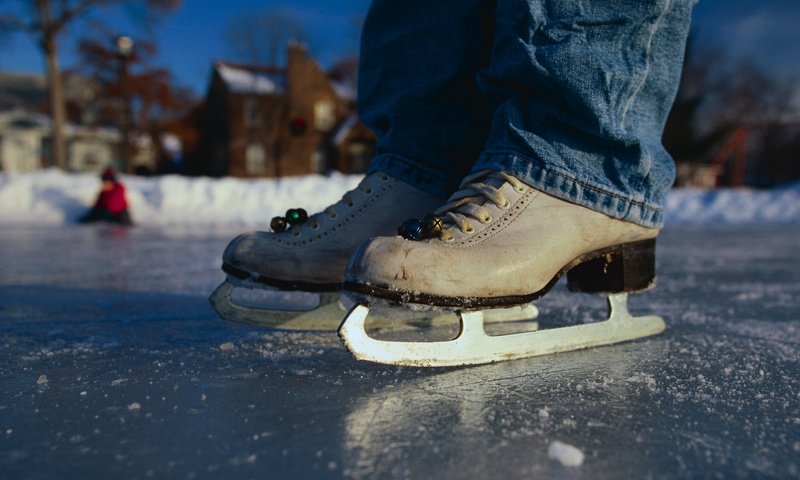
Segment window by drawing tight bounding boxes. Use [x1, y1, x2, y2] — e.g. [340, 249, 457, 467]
[314, 101, 335, 131]
[346, 141, 371, 173]
[312, 148, 327, 173]
[245, 143, 267, 175]
[244, 98, 261, 127]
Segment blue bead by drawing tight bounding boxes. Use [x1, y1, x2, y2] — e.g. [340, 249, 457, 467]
[398, 219, 425, 241]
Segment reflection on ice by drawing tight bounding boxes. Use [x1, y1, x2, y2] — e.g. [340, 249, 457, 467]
[341, 341, 668, 478]
[229, 283, 326, 311]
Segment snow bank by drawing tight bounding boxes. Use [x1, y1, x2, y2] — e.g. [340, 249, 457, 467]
[0, 169, 361, 226]
[0, 169, 798, 227]
[664, 184, 800, 226]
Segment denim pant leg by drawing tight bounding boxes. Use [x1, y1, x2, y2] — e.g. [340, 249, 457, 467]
[473, 0, 695, 227]
[360, 0, 495, 198]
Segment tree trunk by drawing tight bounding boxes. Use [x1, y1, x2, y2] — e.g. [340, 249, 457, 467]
[43, 34, 68, 170]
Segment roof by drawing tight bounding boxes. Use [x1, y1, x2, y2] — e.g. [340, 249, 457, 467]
[0, 108, 50, 130]
[0, 108, 120, 140]
[0, 72, 47, 111]
[215, 63, 285, 95]
[212, 60, 357, 101]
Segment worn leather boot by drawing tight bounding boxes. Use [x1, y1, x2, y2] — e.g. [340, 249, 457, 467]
[344, 170, 659, 308]
[222, 172, 445, 291]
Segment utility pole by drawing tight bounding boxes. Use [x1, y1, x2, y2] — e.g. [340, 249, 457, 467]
[116, 35, 134, 173]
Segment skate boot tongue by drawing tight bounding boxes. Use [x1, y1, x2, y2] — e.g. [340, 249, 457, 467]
[479, 175, 507, 190]
[434, 170, 526, 241]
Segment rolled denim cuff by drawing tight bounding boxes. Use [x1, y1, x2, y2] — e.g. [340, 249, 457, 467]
[367, 153, 462, 199]
[474, 150, 665, 228]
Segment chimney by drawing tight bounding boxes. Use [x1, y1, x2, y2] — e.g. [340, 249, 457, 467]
[287, 40, 308, 66]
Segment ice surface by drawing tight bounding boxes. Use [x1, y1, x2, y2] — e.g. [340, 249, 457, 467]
[0, 224, 799, 478]
[548, 440, 585, 467]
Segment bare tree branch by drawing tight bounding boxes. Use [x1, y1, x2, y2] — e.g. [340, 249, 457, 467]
[2, 0, 182, 171]
[0, 13, 36, 35]
[225, 7, 309, 66]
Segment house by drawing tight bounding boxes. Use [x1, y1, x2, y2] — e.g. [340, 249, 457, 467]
[0, 70, 168, 174]
[0, 108, 131, 173]
[0, 110, 49, 172]
[193, 42, 374, 177]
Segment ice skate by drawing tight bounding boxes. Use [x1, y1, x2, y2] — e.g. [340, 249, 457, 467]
[210, 171, 539, 330]
[338, 170, 665, 366]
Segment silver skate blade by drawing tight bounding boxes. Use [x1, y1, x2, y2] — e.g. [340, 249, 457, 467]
[211, 280, 540, 332]
[209, 280, 344, 331]
[484, 303, 539, 323]
[338, 293, 665, 367]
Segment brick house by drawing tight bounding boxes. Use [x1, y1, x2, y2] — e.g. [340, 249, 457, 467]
[194, 43, 374, 177]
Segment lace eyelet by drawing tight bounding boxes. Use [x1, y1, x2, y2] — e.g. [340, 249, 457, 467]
[311, 224, 319, 230]
[328, 213, 337, 219]
[514, 186, 525, 193]
[462, 226, 475, 234]
[380, 174, 389, 181]
[481, 216, 492, 224]
[364, 188, 373, 194]
[500, 200, 511, 209]
[347, 202, 354, 208]
[292, 232, 301, 238]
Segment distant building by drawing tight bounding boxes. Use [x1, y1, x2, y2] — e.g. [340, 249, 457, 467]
[192, 43, 374, 177]
[0, 71, 162, 174]
[0, 110, 48, 172]
[0, 109, 126, 173]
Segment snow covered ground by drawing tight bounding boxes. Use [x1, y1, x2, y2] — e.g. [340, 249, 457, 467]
[1, 169, 800, 227]
[0, 171, 799, 479]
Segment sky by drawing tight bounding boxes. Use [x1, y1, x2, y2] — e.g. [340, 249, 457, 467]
[0, 0, 798, 97]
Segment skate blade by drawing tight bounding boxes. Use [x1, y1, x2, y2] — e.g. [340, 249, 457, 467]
[338, 293, 665, 367]
[209, 280, 344, 330]
[210, 280, 539, 331]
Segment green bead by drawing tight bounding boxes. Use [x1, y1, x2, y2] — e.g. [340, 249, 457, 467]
[285, 208, 308, 225]
[422, 214, 444, 237]
[270, 216, 287, 232]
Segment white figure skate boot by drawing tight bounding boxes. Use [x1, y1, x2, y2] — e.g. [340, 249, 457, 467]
[338, 170, 665, 366]
[210, 171, 538, 330]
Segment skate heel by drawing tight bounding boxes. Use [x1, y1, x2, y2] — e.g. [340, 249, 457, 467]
[567, 239, 656, 294]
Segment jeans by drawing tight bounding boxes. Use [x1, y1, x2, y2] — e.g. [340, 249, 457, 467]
[360, 0, 695, 228]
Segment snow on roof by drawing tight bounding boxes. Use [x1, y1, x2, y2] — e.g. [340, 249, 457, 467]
[0, 109, 120, 139]
[216, 63, 284, 95]
[0, 108, 50, 129]
[331, 81, 356, 102]
[330, 114, 359, 146]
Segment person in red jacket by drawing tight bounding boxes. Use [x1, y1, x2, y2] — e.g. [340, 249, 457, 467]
[78, 168, 133, 225]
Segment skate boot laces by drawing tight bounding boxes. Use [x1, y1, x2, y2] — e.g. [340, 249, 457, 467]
[291, 173, 388, 236]
[435, 170, 526, 241]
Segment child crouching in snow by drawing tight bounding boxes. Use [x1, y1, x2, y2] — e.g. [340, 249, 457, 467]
[78, 168, 134, 226]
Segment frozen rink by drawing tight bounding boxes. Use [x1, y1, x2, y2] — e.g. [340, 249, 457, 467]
[0, 225, 798, 479]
